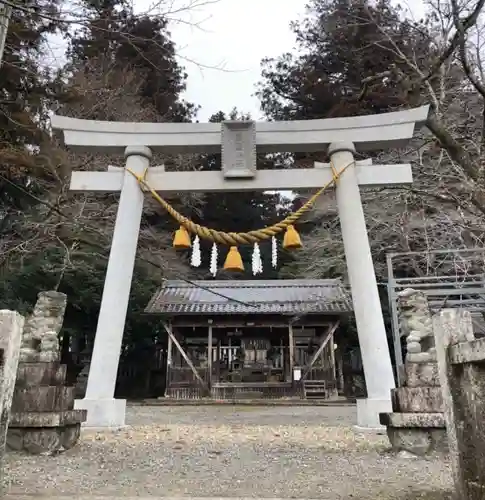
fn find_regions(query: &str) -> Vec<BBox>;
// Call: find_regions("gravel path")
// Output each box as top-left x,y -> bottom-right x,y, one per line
4,405 -> 453,499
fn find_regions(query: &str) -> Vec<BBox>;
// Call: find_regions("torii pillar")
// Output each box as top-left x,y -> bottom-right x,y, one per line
329,141 -> 395,427
81,146 -> 151,427
51,106 -> 429,429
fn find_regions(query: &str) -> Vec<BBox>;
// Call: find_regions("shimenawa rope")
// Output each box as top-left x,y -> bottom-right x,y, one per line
126,161 -> 354,246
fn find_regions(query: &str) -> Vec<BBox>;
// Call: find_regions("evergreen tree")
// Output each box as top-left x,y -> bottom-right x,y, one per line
67,0 -> 197,121
258,0 -> 427,121
0,0 -> 63,211
1,1 -> 66,309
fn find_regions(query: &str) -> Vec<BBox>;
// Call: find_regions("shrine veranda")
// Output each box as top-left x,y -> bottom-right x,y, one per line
51,105 -> 429,428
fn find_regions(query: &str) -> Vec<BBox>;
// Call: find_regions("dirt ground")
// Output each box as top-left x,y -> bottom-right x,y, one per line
3,404 -> 453,499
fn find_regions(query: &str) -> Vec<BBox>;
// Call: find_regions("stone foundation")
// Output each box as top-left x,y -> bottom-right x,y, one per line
380,289 -> 447,454
380,362 -> 446,455
380,411 -> 447,455
404,362 -> 440,387
6,292 -> 86,454
7,361 -> 86,454
391,386 -> 443,413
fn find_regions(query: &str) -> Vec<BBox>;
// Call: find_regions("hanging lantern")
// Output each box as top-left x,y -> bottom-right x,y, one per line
223,246 -> 244,272
173,226 -> 191,249
283,224 -> 302,250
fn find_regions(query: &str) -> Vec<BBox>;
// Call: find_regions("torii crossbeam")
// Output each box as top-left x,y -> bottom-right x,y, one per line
51,105 -> 429,429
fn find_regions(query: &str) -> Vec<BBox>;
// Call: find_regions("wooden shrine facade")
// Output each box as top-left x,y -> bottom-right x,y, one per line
145,279 -> 353,400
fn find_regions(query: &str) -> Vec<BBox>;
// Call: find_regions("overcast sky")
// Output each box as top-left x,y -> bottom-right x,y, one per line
167,0 -> 306,120
134,0 -> 425,121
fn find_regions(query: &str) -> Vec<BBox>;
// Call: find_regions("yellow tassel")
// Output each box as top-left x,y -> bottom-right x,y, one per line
283,225 -> 302,250
223,246 -> 244,272
173,226 -> 191,250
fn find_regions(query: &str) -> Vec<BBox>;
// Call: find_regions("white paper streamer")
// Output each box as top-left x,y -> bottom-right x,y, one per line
252,243 -> 263,276
190,235 -> 201,267
209,243 -> 218,276
271,236 -> 278,268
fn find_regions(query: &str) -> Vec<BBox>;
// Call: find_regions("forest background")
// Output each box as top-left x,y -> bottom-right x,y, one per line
1,0 -> 485,376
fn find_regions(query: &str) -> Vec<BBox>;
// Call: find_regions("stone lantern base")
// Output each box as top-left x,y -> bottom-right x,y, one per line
7,361 -> 86,454
380,362 -> 447,455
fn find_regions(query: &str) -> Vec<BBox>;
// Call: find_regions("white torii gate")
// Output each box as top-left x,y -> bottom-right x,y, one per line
51,106 -> 429,429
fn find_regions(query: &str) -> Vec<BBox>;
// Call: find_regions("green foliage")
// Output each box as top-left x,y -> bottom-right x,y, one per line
1,246 -> 160,351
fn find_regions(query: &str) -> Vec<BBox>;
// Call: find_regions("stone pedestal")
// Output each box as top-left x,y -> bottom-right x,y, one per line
379,362 -> 447,455
6,291 -> 86,454
380,289 -> 447,454
7,361 -> 86,454
74,397 -> 125,428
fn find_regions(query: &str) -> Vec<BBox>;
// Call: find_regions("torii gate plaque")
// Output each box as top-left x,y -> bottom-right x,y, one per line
51,105 -> 429,428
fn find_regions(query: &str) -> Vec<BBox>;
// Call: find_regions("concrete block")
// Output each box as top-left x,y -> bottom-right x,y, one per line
75,398 -> 126,428
356,398 -> 392,429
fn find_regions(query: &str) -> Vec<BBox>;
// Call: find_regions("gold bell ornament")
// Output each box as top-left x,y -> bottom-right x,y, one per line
173,226 -> 191,250
283,224 -> 302,250
223,246 -> 244,272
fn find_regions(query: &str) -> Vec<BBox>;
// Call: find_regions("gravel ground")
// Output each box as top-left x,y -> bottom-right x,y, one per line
4,405 -> 453,499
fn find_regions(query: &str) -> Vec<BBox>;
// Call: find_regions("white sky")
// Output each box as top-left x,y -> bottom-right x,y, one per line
134,0 -> 426,121
164,0 -> 306,121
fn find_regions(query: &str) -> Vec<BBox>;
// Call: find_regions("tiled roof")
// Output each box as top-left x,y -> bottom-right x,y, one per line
145,279 -> 353,315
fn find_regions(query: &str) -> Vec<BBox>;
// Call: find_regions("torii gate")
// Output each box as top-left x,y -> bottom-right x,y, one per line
51,106 -> 429,428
